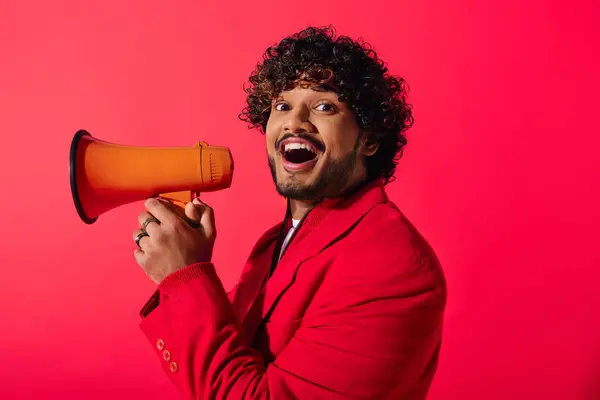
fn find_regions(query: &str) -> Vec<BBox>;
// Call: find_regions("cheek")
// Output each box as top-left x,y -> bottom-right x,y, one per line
264,124 -> 278,152
322,134 -> 359,159
317,118 -> 360,157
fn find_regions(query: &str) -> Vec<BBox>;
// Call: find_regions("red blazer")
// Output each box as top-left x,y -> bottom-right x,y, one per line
139,179 -> 447,399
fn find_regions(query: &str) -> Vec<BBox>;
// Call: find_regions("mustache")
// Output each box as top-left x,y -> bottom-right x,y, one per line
275,132 -> 325,152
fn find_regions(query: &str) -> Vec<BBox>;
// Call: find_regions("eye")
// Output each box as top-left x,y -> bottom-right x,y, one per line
273,102 -> 289,111
315,102 -> 337,112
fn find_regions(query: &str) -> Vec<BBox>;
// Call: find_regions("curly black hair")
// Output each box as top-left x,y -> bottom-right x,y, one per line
238,25 -> 414,184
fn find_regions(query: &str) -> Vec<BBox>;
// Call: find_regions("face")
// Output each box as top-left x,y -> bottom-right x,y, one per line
265,85 -> 376,201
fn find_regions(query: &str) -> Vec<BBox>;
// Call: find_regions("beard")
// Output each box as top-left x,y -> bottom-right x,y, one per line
268,139 -> 360,201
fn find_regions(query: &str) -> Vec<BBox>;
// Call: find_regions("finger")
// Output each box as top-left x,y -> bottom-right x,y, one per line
133,248 -> 146,264
185,201 -> 202,225
193,197 -> 216,238
192,196 -> 209,210
138,211 -> 161,236
133,228 -> 150,249
185,201 -> 197,220
144,198 -> 179,226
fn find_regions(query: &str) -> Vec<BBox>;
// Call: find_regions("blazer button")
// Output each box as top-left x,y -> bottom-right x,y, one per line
163,350 -> 171,362
169,362 -> 179,373
156,339 -> 165,351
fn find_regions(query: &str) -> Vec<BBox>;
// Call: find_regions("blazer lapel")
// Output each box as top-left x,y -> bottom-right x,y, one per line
229,224 -> 282,323
259,179 -> 389,322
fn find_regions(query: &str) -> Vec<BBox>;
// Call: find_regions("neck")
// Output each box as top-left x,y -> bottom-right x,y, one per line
289,199 -> 318,220
288,173 -> 370,221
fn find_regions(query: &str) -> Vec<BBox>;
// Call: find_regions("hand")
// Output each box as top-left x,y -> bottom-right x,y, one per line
133,197 -> 216,285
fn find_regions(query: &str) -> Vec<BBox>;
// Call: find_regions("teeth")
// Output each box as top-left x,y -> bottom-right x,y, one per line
284,142 -> 315,153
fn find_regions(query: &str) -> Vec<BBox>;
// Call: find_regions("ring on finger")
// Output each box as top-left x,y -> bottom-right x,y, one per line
134,230 -> 149,249
141,215 -> 160,231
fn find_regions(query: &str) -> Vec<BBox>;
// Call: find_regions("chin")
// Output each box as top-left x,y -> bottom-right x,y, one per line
268,149 -> 357,201
269,158 -> 323,200
276,172 -> 319,199
275,183 -> 322,201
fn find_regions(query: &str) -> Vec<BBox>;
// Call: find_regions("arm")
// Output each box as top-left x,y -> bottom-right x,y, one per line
139,253 -> 446,400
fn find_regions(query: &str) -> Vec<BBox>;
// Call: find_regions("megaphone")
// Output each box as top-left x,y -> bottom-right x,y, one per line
70,129 -> 234,224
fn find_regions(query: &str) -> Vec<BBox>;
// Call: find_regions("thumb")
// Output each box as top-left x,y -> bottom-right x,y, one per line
192,197 -> 216,238
184,201 -> 202,223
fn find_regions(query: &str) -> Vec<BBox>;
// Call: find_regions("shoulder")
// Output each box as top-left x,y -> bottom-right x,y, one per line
327,200 -> 446,299
340,200 -> 434,255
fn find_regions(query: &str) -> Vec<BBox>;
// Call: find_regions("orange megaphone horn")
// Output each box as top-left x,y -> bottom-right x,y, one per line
70,129 -> 234,224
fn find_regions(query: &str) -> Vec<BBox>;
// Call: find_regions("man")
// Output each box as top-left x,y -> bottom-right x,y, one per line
132,26 -> 447,399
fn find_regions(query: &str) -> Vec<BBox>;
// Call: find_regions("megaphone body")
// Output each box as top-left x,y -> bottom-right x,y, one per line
70,129 -> 234,224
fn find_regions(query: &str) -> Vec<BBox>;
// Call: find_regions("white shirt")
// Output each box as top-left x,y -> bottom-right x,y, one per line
278,219 -> 300,262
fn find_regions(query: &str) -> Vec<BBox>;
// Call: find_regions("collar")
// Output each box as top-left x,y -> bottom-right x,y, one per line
290,177 -> 388,229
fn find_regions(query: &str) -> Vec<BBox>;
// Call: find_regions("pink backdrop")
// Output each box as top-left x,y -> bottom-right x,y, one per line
1,0 -> 598,398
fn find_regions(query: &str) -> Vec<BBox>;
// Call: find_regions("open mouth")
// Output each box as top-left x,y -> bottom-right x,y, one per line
283,143 -> 318,163
278,137 -> 323,167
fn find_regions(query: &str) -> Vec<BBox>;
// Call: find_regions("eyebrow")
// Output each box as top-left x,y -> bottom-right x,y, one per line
309,83 -> 340,93
273,84 -> 341,103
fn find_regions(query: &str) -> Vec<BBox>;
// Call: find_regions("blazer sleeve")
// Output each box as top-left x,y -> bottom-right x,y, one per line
138,253 -> 446,399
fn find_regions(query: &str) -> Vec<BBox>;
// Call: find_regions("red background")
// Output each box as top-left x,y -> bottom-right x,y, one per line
1,1 -> 599,398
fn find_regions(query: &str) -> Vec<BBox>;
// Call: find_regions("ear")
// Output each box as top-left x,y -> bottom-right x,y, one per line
361,133 -> 379,157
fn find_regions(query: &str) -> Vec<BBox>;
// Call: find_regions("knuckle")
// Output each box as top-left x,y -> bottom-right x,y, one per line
171,218 -> 186,231
145,198 -> 157,208
153,230 -> 166,242
143,246 -> 155,257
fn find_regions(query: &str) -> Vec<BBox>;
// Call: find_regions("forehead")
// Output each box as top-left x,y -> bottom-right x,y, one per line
277,84 -> 340,99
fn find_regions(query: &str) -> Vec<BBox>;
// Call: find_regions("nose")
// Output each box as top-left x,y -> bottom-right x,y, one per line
282,105 -> 314,133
